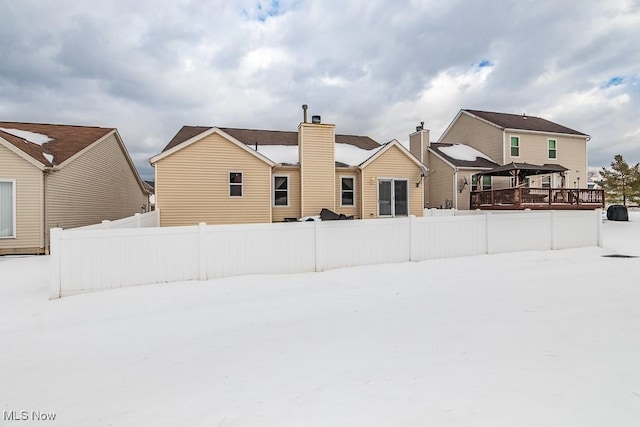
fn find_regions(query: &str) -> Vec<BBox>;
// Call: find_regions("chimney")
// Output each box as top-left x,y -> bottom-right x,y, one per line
409,122 -> 430,163
302,104 -> 308,123
298,107 -> 335,216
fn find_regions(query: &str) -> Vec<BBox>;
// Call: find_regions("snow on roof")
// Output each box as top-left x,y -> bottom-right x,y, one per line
43,153 -> 54,164
438,144 -> 491,162
0,128 -> 52,145
253,145 -> 298,164
251,143 -> 383,166
335,143 -> 384,166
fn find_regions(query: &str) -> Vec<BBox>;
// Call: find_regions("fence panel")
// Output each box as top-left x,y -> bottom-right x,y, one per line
553,210 -> 600,249
206,222 -> 316,279
411,215 -> 487,261
58,226 -> 199,296
487,212 -> 552,253
316,218 -> 411,271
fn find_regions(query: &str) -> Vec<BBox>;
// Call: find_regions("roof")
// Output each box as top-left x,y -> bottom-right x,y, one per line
430,143 -> 499,169
161,126 -> 381,153
0,122 -> 114,166
477,162 -> 569,177
463,110 -> 588,137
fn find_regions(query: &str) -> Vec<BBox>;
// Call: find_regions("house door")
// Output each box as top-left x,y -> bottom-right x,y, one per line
378,179 -> 409,217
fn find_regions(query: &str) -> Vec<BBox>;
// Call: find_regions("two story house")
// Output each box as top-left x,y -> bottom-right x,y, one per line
150,109 -> 427,226
410,109 -> 593,210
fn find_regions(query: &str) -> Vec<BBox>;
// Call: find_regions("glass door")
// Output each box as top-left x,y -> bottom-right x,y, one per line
394,180 -> 408,216
378,179 -> 409,217
378,180 -> 392,216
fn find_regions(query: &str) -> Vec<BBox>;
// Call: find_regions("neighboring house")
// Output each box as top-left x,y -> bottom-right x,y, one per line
409,110 -> 590,209
0,122 -> 150,255
149,113 -> 427,226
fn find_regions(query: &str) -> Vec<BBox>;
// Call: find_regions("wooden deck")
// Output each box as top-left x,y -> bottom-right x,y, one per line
470,188 -> 605,210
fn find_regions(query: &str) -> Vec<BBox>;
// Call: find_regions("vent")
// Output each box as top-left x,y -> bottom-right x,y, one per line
311,115 -> 321,124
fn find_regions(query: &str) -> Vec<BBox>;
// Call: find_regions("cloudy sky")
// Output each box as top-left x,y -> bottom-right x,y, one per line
1,0 -> 638,180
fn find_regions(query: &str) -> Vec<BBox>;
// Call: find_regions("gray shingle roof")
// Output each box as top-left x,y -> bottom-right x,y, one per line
464,110 -> 588,136
161,126 -> 381,153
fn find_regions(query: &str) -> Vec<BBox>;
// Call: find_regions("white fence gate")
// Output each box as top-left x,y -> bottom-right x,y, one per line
50,209 -> 603,298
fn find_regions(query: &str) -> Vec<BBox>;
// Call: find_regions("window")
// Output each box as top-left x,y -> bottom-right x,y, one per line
510,136 -> 520,157
548,139 -> 557,159
0,179 -> 16,238
472,175 -> 492,190
541,175 -> 551,188
229,172 -> 243,197
273,175 -> 289,206
340,177 -> 355,206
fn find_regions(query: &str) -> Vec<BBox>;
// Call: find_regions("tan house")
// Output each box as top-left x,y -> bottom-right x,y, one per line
410,110 -> 597,210
150,113 -> 427,226
0,122 -> 151,255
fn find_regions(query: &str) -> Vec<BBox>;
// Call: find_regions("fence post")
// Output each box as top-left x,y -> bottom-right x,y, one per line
596,208 -> 603,247
314,220 -> 320,272
485,212 -> 492,254
550,210 -> 557,250
409,215 -> 416,262
198,222 -> 207,280
49,228 -> 62,299
135,213 -> 141,228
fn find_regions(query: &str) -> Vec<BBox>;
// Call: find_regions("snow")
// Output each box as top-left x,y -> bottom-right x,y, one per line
439,143 -> 492,162
334,142 -> 384,166
253,144 -> 298,164
43,152 -> 54,164
1,213 -> 640,426
0,128 -> 52,145
250,143 -> 383,166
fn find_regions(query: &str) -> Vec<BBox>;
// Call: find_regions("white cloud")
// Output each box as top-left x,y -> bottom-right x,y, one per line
1,0 -> 639,179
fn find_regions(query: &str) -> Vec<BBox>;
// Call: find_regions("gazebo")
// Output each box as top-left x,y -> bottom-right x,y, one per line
470,162 -> 604,210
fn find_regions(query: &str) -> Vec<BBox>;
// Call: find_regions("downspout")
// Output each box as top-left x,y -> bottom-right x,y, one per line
502,130 -> 506,164
454,168 -> 458,209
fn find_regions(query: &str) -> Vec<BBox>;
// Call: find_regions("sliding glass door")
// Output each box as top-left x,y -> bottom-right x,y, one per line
378,179 -> 409,217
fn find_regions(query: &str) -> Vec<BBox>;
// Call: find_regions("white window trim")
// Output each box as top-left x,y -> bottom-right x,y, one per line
273,174 -> 290,207
376,177 -> 410,217
228,171 -> 243,198
0,179 -> 16,239
548,138 -> 557,160
340,175 -> 356,207
510,135 -> 520,158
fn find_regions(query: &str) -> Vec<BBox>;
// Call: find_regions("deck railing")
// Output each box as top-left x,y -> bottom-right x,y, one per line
471,187 -> 605,210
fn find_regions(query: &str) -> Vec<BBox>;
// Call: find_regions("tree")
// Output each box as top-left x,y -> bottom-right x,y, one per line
597,154 -> 640,206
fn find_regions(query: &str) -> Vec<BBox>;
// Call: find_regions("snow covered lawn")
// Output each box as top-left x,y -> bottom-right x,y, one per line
1,213 -> 639,426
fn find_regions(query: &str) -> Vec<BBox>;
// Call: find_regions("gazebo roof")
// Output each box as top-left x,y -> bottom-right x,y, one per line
475,162 -> 568,177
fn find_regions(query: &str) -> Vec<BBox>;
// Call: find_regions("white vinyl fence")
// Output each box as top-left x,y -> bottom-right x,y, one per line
50,209 -> 603,298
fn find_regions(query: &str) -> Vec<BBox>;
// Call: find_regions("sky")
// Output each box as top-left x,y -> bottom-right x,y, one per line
1,0 -> 639,181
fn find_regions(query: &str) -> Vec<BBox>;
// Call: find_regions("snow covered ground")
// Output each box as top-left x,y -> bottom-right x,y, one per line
1,213 -> 639,426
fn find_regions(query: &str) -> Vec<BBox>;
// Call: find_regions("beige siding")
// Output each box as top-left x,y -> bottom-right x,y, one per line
46,134 -> 148,236
156,133 -> 272,226
335,169 -> 360,218
506,131 -> 588,186
441,113 -> 503,163
272,166 -> 301,222
0,144 -> 44,254
299,123 -> 335,217
455,170 -> 476,210
360,145 -> 424,218
426,154 -> 455,209
409,129 -> 429,163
